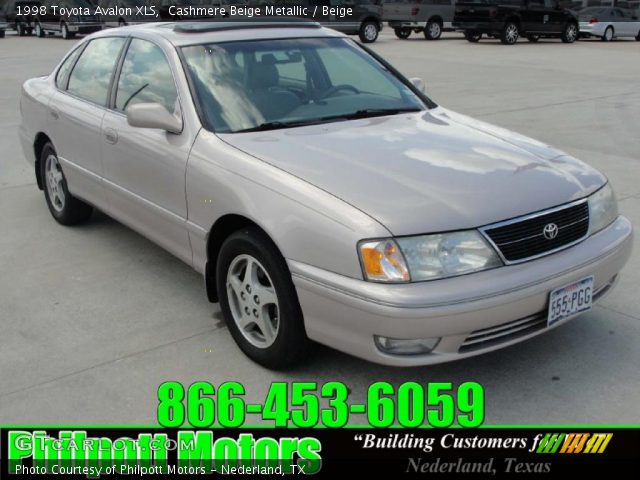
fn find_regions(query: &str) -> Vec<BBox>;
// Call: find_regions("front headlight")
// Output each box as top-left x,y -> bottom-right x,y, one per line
588,183 -> 618,235
359,231 -> 502,283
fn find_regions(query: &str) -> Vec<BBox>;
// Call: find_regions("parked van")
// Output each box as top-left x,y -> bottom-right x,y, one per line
383,0 -> 456,40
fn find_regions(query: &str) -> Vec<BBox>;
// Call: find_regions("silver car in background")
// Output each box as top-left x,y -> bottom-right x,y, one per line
19,21 -> 632,369
578,6 -> 640,40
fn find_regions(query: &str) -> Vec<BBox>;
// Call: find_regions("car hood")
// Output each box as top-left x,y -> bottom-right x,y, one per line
218,107 -> 605,236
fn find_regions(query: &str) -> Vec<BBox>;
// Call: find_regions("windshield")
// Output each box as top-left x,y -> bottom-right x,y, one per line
181,37 -> 429,133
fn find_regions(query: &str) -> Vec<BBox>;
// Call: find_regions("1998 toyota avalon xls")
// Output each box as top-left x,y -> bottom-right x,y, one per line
19,20 -> 632,369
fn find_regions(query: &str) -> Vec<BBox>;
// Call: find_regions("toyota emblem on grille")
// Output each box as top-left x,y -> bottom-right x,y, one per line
543,223 -> 559,240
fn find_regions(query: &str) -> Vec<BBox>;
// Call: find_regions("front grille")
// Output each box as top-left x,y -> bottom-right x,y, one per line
482,201 -> 589,263
459,278 -> 614,353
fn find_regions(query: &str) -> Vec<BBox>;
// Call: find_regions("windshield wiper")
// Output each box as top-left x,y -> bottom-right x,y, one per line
234,120 -> 317,133
234,108 -> 423,133
339,108 -> 423,119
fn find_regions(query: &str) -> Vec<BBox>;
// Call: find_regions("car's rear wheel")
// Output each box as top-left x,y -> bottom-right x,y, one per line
501,22 -> 519,45
394,27 -> 411,39
217,227 -> 310,370
527,34 -> 540,42
601,26 -> 613,41
359,20 -> 379,43
0,30 -> 5,38
424,20 -> 442,40
119,19 -> 127,28
41,143 -> 93,225
17,23 -> 26,36
561,22 -> 578,43
464,31 -> 482,42
35,22 -> 44,38
636,30 -> 640,41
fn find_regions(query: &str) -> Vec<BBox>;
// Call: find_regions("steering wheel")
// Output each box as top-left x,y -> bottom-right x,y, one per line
319,84 -> 360,100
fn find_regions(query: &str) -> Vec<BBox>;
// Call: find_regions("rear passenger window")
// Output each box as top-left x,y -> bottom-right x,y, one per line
55,46 -> 83,90
115,39 -> 179,114
67,37 -> 127,105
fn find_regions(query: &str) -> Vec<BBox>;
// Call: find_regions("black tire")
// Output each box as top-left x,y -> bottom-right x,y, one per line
636,30 -> 640,41
501,21 -> 519,45
0,30 -> 5,39
526,34 -> 540,42
358,20 -> 379,43
216,227 -> 310,370
118,19 -> 127,28
17,23 -> 26,36
464,30 -> 482,42
561,22 -> 578,43
61,21 -> 75,40
601,26 -> 613,42
35,22 -> 45,37
424,19 -> 442,40
40,143 -> 93,225
394,27 -> 411,39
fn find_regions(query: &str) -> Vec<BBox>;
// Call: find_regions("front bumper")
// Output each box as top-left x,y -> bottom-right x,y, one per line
290,216 -> 632,366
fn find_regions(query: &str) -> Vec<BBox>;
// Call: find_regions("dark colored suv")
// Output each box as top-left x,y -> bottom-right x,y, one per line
453,0 -> 579,44
3,0 -> 40,36
34,0 -> 101,39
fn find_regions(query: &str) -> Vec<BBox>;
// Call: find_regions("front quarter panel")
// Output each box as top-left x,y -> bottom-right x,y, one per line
186,130 -> 391,279
19,76 -> 54,169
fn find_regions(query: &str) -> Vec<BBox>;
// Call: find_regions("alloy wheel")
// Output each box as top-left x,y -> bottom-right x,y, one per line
364,23 -> 377,42
226,254 -> 280,349
428,22 -> 441,39
45,154 -> 66,212
505,24 -> 518,44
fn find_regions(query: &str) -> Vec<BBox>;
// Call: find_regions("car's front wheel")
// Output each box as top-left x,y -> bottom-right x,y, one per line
40,143 -> 93,225
394,27 -> 411,39
216,227 -> 310,370
359,20 -> 379,43
561,22 -> 578,43
17,23 -> 26,36
501,22 -> 519,45
0,30 -> 5,39
35,22 -> 44,37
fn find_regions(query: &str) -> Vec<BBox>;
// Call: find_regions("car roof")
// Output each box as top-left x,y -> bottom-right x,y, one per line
91,20 -> 346,47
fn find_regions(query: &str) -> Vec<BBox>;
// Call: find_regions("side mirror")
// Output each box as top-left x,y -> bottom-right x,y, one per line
126,103 -> 183,134
409,77 -> 425,93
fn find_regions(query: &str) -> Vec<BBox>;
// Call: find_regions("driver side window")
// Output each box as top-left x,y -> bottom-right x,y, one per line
115,39 -> 179,114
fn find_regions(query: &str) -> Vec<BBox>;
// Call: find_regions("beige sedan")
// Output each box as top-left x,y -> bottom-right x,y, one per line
19,21 -> 632,369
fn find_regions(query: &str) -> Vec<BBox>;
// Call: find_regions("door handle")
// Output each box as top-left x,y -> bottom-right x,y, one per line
103,128 -> 118,145
49,107 -> 59,120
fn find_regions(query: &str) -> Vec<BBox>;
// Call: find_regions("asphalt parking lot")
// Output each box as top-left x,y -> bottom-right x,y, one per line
1,29 -> 639,425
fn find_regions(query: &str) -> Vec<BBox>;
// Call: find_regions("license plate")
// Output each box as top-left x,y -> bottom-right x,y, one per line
548,276 -> 593,327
